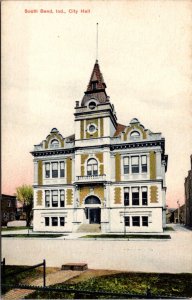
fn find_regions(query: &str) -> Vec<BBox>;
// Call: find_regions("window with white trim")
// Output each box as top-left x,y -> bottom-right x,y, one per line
50,139 -> 59,148
132,187 -> 139,205
52,190 -> 58,207
87,158 -> 98,176
132,216 -> 140,226
124,216 -> 130,226
60,190 -> 65,207
45,163 -> 50,178
60,162 -> 65,177
52,217 -> 58,226
124,187 -> 129,206
52,162 -> 58,178
123,157 -> 129,174
45,217 -> 49,226
131,156 -> 139,173
141,155 -> 147,173
45,190 -> 50,207
142,187 -> 148,205
142,216 -> 148,226
60,217 -> 65,226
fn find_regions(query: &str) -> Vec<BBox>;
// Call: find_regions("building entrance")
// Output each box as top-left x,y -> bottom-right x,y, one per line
84,196 -> 101,224
89,208 -> 101,224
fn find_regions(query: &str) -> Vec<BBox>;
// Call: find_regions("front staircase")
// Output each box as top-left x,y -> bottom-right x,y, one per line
76,224 -> 101,233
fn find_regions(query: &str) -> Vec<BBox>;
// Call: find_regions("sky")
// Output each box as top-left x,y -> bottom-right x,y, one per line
2,0 -> 192,208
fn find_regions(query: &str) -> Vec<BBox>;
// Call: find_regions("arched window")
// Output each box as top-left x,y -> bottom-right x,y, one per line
85,196 -> 101,205
87,158 -> 98,176
130,131 -> 140,140
50,139 -> 59,148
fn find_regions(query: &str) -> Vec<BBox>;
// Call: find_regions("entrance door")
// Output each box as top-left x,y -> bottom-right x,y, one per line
89,208 -> 101,224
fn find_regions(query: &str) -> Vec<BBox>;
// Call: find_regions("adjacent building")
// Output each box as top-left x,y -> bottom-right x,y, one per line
31,60 -> 168,233
1,194 -> 17,226
185,155 -> 192,227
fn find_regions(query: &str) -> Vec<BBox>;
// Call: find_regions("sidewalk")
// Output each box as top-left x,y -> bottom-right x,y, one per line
3,269 -> 82,300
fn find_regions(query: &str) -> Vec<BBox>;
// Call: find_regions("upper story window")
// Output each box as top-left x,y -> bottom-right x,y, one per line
45,190 -> 50,207
124,187 -> 129,206
45,189 -> 65,208
89,101 -> 96,110
92,82 -> 97,90
45,161 -> 65,179
131,156 -> 139,173
132,187 -> 139,205
52,162 -> 58,178
45,163 -> 50,178
60,162 -> 65,177
130,131 -> 140,140
87,158 -> 98,176
141,155 -> 147,173
142,187 -> 148,205
50,139 -> 59,149
123,157 -> 129,174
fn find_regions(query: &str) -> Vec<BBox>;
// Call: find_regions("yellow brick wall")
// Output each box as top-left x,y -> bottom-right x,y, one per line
86,119 -> 99,138
38,161 -> 43,185
150,186 -> 158,203
66,157 -> 72,184
115,153 -> 121,181
36,190 -> 43,206
150,151 -> 156,180
66,189 -> 73,205
114,187 -> 121,204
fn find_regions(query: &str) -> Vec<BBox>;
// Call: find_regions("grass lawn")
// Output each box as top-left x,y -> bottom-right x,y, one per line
164,226 -> 175,231
2,234 -> 65,238
1,265 -> 58,295
1,226 -> 33,231
25,271 -> 192,299
80,234 -> 171,239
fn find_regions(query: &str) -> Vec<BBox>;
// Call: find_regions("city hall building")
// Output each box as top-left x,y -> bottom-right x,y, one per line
31,60 -> 168,233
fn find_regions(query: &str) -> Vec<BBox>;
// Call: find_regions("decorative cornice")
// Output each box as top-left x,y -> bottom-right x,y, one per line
31,139 -> 165,157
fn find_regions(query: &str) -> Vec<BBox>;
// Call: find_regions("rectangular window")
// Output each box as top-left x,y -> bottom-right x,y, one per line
52,217 -> 58,226
52,162 -> 58,178
131,156 -> 139,173
60,217 -> 65,226
142,216 -> 148,227
124,187 -> 129,206
45,217 -> 49,226
142,187 -> 148,205
52,190 -> 58,207
132,187 -> 139,205
45,190 -> 50,207
124,216 -> 130,226
60,162 -> 65,178
60,190 -> 65,207
87,165 -> 92,176
45,163 -> 50,178
132,216 -> 140,226
93,164 -> 98,176
141,155 -> 147,173
123,157 -> 129,174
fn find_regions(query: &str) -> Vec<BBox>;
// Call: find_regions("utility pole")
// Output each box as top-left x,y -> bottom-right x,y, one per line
177,200 -> 180,223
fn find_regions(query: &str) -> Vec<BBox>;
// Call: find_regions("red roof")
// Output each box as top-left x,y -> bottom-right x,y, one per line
114,123 -> 126,137
86,60 -> 106,92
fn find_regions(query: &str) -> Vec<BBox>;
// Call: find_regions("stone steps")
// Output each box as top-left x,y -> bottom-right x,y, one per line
76,224 -> 101,233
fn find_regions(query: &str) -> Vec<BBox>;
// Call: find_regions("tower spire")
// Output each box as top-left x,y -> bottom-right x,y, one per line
96,23 -> 98,62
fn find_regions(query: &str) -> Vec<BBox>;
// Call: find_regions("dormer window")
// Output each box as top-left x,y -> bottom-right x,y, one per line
130,131 -> 140,140
50,139 -> 59,148
89,101 -> 96,110
92,82 -> 97,90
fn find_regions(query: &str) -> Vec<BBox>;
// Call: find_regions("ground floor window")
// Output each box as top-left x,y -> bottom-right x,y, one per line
124,216 -> 130,226
124,216 -> 149,227
45,216 -> 65,227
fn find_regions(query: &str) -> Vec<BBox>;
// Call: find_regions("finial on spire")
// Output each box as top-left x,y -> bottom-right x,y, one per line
96,23 -> 99,62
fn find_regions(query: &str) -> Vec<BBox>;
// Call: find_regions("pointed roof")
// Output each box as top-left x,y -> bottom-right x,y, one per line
81,60 -> 109,106
86,60 -> 106,92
